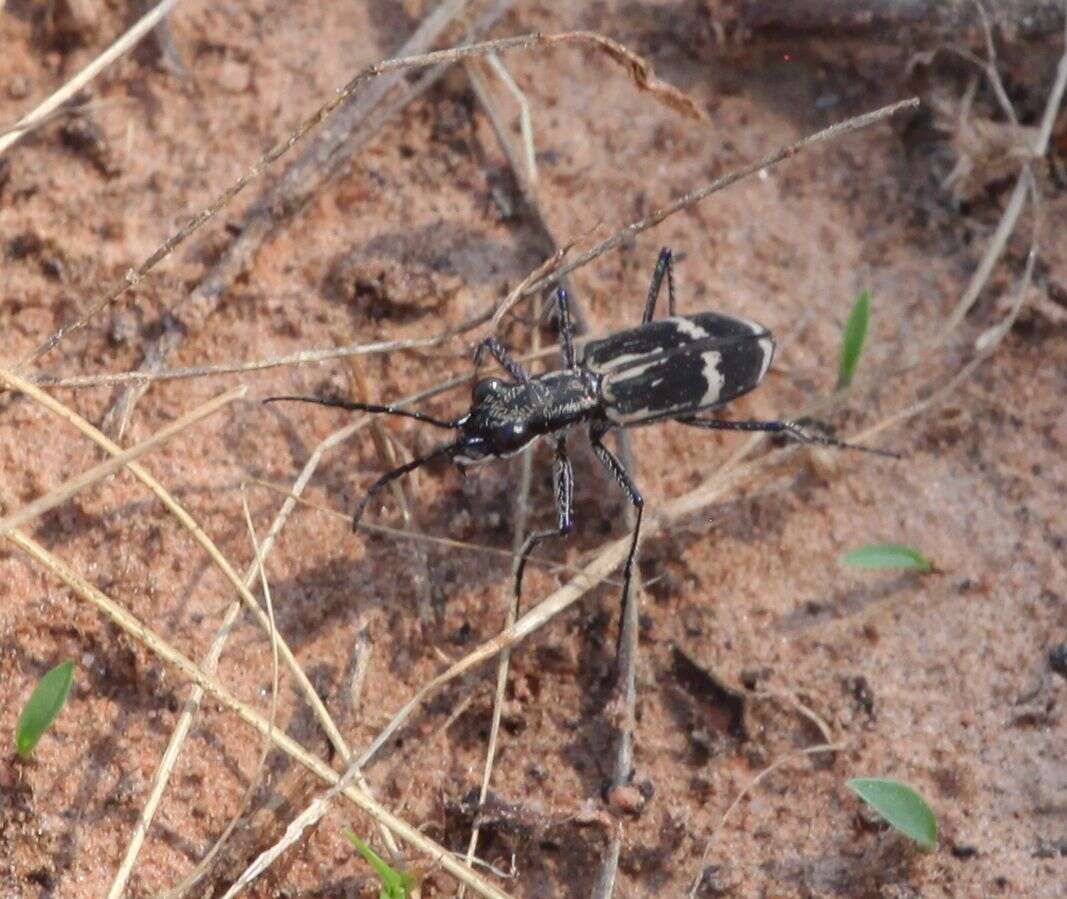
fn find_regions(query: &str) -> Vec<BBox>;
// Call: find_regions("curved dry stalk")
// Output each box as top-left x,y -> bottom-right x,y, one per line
485,53 -> 538,188
686,743 -> 845,898
752,690 -> 836,747
31,330 -> 478,389
30,321 -> 574,391
4,528 -> 510,899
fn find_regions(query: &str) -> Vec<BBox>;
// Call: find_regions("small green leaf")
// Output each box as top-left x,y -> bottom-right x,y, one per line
837,290 -> 871,389
345,830 -> 414,899
839,544 -> 933,573
847,778 -> 939,851
15,660 -> 75,760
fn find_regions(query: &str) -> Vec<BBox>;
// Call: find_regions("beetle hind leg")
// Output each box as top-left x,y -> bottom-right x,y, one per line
588,428 -> 645,611
514,440 -> 574,606
677,415 -> 899,458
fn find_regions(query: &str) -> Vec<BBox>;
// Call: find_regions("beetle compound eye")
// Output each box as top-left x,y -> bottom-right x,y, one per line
472,377 -> 504,405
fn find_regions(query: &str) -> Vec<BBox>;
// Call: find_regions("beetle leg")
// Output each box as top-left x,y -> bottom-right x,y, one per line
514,440 -> 574,606
642,247 -> 676,323
474,336 -> 529,382
588,427 -> 645,608
677,416 -> 899,458
553,286 -> 577,369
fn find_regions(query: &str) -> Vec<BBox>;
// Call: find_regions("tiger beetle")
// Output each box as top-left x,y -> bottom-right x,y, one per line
266,248 -> 895,604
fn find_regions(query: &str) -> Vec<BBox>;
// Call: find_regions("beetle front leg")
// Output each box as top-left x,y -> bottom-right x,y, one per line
474,336 -> 529,382
641,247 -> 676,323
588,427 -> 645,608
514,440 -> 574,606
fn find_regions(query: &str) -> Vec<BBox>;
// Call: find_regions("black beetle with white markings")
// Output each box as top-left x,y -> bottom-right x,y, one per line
266,248 -> 894,603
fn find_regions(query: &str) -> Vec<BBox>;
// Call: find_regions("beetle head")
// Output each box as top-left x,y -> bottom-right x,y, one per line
453,377 -> 539,464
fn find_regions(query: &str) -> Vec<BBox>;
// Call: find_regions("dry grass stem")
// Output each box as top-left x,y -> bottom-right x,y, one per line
20,28 -> 697,372
152,497 -> 284,899
485,53 -> 539,188
0,383 -> 244,537
753,690 -> 837,746
4,529 -> 510,899
31,300 -> 579,390
939,5 -> 1066,338
519,97 -> 919,300
0,0 -> 181,156
32,329 -> 481,388
250,479 -> 630,587
489,248 -> 573,332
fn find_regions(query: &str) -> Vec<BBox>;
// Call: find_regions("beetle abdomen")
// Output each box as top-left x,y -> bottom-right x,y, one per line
586,314 -> 775,425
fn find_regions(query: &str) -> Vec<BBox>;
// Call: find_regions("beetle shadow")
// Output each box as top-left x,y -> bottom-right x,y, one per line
774,573 -> 921,634
323,221 -> 542,325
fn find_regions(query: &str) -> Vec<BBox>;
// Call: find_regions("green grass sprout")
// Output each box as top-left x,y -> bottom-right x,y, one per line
344,830 -> 415,899
837,290 -> 870,389
847,778 -> 938,851
15,660 -> 75,760
839,543 -> 934,572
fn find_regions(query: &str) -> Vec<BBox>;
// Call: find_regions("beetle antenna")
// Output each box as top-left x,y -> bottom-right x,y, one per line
351,439 -> 463,531
263,395 -> 457,430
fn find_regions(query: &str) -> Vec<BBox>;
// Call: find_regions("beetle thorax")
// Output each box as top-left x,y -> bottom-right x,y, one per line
455,371 -> 599,464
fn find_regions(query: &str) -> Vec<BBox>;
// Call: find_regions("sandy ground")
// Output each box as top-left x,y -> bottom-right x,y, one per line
1,1 -> 1065,897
